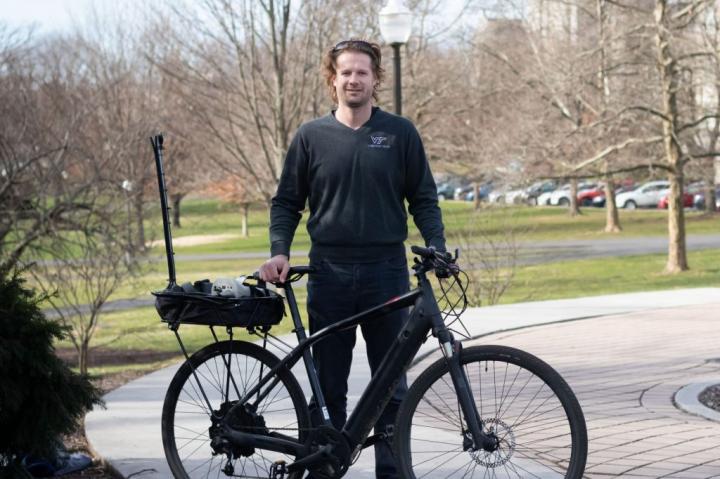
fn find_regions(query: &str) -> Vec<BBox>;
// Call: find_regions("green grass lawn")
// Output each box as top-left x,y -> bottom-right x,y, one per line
151,199 -> 720,255
500,248 -> 720,304
66,246 -> 720,377
43,197 -> 719,375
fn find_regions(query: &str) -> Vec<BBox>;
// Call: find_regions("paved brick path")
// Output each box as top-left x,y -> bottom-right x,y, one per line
86,292 -> 720,478
419,304 -> 720,479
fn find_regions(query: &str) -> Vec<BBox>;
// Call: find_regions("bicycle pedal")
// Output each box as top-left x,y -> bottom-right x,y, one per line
269,460 -> 287,479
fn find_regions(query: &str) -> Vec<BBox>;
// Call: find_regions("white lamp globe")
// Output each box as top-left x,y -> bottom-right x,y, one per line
379,0 -> 413,45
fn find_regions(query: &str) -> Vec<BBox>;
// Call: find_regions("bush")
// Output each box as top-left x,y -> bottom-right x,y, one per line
0,269 -> 102,469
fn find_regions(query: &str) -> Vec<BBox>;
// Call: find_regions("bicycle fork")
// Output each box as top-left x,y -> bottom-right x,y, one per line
439,333 -> 499,453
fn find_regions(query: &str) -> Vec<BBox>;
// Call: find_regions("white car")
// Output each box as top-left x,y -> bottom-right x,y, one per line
615,180 -> 670,209
548,183 -> 596,206
536,191 -> 554,206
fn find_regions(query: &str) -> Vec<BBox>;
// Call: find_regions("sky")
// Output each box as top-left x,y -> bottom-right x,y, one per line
1,0 -> 100,33
1,0 -> 487,38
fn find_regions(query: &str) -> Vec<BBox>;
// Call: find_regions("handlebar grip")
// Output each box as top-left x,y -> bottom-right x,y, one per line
411,245 -> 436,257
251,271 -> 267,288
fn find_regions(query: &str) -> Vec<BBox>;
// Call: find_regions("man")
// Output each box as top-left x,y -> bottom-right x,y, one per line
259,39 -> 445,478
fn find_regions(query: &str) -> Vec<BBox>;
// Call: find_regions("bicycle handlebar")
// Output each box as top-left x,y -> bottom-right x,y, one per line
251,266 -> 316,287
410,245 -> 460,279
410,246 -> 456,263
410,245 -> 436,257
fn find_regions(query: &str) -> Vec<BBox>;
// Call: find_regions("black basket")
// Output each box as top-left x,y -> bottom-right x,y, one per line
153,285 -> 285,329
150,135 -> 284,331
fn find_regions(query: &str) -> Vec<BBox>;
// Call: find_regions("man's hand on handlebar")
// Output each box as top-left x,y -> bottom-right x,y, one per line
259,254 -> 290,283
410,245 -> 460,279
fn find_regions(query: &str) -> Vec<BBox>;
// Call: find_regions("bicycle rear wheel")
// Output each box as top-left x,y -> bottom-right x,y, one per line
162,340 -> 310,479
395,345 -> 587,479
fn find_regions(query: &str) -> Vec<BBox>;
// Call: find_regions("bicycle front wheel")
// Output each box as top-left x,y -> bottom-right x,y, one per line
395,345 -> 587,479
162,340 -> 311,479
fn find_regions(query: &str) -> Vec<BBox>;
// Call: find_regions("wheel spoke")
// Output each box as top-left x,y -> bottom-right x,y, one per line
162,341 -> 310,479
398,346 -> 586,479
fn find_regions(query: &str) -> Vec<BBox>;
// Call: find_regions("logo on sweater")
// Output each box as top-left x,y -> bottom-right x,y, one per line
368,133 -> 391,149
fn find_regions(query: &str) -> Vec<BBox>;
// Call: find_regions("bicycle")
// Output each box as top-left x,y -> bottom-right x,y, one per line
150,135 -> 588,479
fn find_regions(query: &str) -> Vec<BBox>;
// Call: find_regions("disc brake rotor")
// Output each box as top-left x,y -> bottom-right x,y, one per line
470,418 -> 516,468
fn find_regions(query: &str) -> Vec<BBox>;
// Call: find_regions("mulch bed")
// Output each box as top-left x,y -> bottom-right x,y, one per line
54,348 -> 181,478
698,383 -> 720,412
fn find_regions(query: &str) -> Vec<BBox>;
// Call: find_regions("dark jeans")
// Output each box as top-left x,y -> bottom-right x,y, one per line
306,256 -> 410,479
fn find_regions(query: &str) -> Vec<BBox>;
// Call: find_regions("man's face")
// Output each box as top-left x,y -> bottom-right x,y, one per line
332,51 -> 376,109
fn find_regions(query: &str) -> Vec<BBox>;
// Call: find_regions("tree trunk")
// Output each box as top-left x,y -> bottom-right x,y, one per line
569,178 -> 581,216
665,172 -> 688,272
78,339 -> 89,375
241,203 -> 249,238
473,182 -> 481,210
603,163 -> 621,232
654,0 -> 688,273
703,175 -> 717,213
172,194 -> 183,228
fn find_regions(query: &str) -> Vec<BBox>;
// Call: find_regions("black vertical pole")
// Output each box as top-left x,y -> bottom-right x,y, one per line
150,134 -> 177,288
392,42 -> 402,116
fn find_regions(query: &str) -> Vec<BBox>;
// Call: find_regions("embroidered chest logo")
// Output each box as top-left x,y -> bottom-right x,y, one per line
368,133 -> 392,149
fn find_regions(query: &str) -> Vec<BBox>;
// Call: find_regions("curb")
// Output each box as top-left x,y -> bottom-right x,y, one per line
674,381 -> 720,422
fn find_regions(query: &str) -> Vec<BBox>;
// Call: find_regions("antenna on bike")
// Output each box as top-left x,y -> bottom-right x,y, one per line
150,134 -> 177,289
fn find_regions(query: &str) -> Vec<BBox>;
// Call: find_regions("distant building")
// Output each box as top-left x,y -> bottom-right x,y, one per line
527,0 -> 579,42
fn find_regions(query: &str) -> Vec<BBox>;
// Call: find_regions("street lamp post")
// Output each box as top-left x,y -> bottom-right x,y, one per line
390,43 -> 403,116
379,0 -> 413,116
121,179 -> 133,261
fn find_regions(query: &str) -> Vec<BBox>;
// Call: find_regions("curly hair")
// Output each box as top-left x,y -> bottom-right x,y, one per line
322,39 -> 385,104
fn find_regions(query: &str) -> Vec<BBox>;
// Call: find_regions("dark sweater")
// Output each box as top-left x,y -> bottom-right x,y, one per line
270,107 -> 445,263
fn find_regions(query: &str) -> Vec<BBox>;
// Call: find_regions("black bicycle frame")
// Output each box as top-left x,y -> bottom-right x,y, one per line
221,269 -> 491,462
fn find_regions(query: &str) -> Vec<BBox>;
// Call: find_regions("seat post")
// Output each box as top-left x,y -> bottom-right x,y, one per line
282,283 -> 307,340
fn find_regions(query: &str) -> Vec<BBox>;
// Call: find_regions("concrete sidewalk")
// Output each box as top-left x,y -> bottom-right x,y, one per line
85,288 -> 720,478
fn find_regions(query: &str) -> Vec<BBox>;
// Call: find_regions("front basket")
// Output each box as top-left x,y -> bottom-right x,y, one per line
153,287 -> 285,329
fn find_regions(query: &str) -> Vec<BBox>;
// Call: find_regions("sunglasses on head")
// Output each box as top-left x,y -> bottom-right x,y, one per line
333,40 -> 377,57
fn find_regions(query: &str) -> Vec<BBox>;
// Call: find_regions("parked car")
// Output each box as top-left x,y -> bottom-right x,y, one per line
505,186 -> 530,204
464,182 -> 494,202
693,185 -> 720,209
453,184 -> 474,200
437,182 -> 458,201
549,182 -> 597,206
526,180 -> 557,205
487,185 -> 513,204
536,190 -> 554,206
577,185 -> 605,206
657,192 -> 694,209
615,180 -> 670,209
591,184 -> 636,208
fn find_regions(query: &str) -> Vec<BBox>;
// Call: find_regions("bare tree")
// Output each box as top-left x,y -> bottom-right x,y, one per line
71,20 -> 165,252
29,229 -> 138,374
451,209 -> 528,306
0,26 -> 116,271
206,174 -> 263,238
156,0 -> 332,207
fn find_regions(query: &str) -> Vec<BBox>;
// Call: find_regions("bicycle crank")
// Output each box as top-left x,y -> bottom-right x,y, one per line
288,426 -> 351,479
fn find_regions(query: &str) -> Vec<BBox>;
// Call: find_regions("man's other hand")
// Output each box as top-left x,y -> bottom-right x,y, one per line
259,255 -> 290,283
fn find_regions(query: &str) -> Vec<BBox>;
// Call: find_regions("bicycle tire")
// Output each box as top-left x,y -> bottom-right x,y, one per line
395,345 -> 587,479
162,340 -> 311,479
